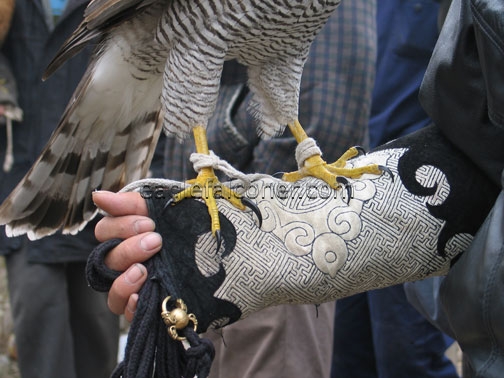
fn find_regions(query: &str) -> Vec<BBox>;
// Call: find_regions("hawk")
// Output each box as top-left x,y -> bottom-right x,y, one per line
0,0 -> 384,241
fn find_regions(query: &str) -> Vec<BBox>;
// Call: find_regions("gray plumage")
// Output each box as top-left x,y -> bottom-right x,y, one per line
0,0 -> 341,239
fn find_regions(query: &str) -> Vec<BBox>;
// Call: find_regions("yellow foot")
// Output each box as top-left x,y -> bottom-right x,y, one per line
166,167 -> 262,249
282,146 -> 391,190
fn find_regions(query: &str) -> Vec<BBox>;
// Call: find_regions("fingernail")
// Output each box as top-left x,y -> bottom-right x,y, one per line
124,264 -> 146,285
91,190 -> 109,208
133,219 -> 156,234
140,233 -> 162,253
126,294 -> 139,315
91,190 -> 101,205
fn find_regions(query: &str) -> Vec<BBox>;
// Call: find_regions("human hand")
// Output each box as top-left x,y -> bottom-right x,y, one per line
93,191 -> 162,322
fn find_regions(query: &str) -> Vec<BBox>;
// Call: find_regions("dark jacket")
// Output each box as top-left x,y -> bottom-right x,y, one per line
416,1 -> 504,375
0,0 -> 99,262
419,0 -> 504,187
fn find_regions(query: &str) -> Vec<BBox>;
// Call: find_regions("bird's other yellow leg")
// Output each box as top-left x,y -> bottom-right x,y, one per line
282,119 -> 384,189
172,126 -> 245,239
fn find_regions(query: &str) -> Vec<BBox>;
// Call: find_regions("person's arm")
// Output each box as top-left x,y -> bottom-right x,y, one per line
93,191 -> 162,321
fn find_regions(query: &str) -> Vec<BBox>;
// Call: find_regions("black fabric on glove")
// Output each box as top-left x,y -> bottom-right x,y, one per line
146,197 -> 242,332
86,196 -> 242,378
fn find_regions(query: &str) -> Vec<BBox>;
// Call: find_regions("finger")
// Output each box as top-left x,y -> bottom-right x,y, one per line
92,191 -> 148,217
124,294 -> 139,323
95,215 -> 155,242
104,232 -> 162,271
108,263 -> 147,316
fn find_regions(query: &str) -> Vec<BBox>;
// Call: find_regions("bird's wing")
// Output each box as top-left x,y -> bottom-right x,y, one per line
44,0 -> 158,79
0,0 -> 165,239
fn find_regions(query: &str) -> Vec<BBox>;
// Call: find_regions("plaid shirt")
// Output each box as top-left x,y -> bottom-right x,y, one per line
156,0 -> 377,180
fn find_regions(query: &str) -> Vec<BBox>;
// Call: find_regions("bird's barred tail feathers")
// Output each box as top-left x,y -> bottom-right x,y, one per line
0,112 -> 162,239
0,44 -> 164,240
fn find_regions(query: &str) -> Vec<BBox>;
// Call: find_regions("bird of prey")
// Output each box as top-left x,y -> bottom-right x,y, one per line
0,0 -> 384,241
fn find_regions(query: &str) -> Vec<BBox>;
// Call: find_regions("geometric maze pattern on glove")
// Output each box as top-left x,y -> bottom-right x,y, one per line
124,126 -> 498,329
134,139 -> 494,329
202,148 -> 472,319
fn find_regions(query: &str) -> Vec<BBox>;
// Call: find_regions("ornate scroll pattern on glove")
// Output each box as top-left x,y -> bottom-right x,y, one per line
121,126 -> 498,325
191,146 -> 491,319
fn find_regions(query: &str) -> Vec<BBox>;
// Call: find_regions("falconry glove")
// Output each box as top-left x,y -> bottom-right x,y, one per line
87,125 -> 498,378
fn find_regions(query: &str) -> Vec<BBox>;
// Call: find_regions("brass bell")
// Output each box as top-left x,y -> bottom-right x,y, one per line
161,296 -> 198,341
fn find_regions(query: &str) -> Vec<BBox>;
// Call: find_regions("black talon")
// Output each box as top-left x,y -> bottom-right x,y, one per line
336,176 -> 353,204
354,146 -> 367,156
241,197 -> 263,228
162,197 -> 175,213
272,171 -> 284,178
215,230 -> 222,252
378,165 -> 394,182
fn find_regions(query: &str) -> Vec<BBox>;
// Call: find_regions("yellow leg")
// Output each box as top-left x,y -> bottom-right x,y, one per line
172,126 -> 245,238
283,119 -> 385,188
288,119 -> 309,143
193,125 -> 210,154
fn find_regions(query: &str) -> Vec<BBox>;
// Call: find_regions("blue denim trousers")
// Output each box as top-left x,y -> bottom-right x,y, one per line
331,284 -> 458,378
